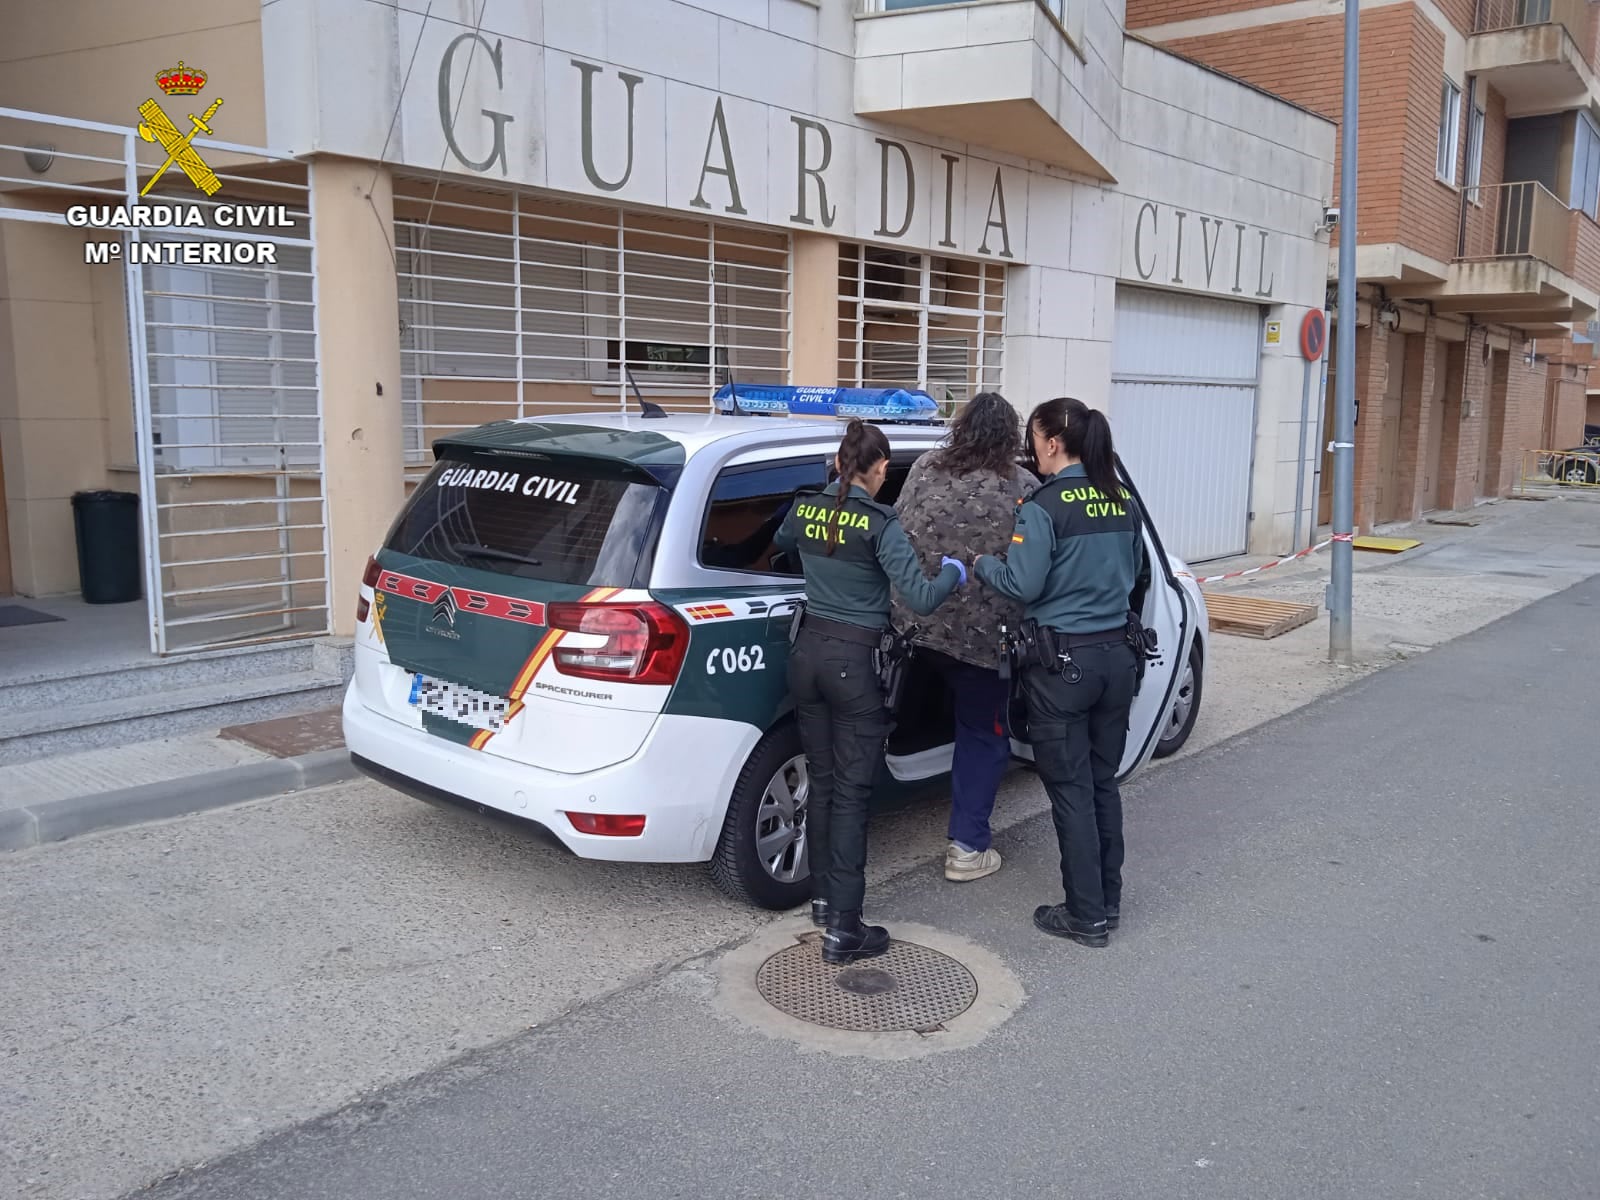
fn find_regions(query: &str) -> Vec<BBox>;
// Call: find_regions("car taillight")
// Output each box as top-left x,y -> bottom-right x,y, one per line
546,601 -> 688,686
356,556 -> 380,623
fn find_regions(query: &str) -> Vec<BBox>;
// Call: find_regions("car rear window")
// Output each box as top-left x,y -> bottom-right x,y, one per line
384,452 -> 668,587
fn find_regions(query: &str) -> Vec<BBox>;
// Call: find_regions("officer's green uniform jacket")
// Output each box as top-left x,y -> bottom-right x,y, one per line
774,481 -> 960,629
974,464 -> 1148,634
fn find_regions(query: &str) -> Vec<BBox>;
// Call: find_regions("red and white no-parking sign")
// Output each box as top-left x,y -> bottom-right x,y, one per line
1301,309 -> 1327,360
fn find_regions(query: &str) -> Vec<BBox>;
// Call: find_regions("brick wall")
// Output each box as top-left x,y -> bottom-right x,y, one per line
1502,347 -> 1545,487
1435,329 -> 1491,509
1131,0 -> 1474,34
1398,319 -> 1439,518
1351,320 -> 1390,530
1166,6 -> 1462,262
1552,371 -> 1588,447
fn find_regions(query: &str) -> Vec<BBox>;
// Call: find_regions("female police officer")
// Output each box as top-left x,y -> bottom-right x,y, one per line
774,418 -> 966,964
974,397 -> 1148,949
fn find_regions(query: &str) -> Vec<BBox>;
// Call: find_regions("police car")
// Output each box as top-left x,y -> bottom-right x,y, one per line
343,387 -> 1210,910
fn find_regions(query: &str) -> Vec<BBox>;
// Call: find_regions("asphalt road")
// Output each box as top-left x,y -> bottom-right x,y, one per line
136,575 -> 1600,1200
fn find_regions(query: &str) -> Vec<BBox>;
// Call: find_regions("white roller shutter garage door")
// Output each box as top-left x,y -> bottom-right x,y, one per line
1111,287 -> 1261,563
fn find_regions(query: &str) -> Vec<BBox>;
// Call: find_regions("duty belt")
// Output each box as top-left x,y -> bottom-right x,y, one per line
796,611 -> 883,647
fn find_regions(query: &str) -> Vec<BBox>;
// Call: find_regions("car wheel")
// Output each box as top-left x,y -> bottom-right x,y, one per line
1153,641 -> 1203,759
709,722 -> 812,911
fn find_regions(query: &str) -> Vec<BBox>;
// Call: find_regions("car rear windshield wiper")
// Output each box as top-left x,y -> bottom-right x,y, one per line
452,542 -> 543,568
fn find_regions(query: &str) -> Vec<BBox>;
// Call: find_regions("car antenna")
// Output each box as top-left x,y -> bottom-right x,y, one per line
625,365 -> 668,419
723,360 -> 745,416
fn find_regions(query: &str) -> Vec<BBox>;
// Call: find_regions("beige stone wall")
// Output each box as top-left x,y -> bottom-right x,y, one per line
0,220 -> 119,595
0,0 -> 267,141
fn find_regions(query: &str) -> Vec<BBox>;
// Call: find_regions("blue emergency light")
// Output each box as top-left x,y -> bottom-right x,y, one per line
713,383 -> 941,422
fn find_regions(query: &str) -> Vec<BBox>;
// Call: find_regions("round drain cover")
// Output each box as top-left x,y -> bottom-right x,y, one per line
755,937 -> 978,1033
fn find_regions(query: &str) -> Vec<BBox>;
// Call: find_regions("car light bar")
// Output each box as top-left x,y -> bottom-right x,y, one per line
713,384 -> 941,422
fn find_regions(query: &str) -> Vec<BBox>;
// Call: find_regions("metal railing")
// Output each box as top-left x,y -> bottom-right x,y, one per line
1460,180 -> 1573,267
1520,446 -> 1600,489
1474,0 -> 1592,36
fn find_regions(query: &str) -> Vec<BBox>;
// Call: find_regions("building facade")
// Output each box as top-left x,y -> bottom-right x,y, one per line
0,0 -> 1334,658
1132,0 -> 1600,532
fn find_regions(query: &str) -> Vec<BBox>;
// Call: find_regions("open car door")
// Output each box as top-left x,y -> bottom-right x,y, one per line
1008,457 -> 1196,781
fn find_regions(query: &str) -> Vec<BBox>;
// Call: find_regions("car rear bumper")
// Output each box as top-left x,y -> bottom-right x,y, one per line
341,686 -> 761,863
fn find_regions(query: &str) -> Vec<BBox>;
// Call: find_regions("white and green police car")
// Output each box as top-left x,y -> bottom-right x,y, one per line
343,388 -> 1209,910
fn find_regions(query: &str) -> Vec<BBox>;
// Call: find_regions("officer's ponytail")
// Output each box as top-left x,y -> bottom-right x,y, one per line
830,418 -> 890,555
1030,397 -> 1123,502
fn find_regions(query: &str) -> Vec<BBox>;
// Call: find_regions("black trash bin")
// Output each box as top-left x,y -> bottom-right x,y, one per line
71,490 -> 143,605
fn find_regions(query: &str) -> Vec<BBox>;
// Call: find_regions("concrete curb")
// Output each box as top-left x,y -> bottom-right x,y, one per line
0,748 -> 357,853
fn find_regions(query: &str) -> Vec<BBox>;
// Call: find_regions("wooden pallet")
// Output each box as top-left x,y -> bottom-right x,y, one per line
1201,591 -> 1318,640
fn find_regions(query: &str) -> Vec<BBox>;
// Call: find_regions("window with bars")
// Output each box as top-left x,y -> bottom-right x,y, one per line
395,183 -> 790,460
836,243 -> 1005,417
143,247 -> 319,471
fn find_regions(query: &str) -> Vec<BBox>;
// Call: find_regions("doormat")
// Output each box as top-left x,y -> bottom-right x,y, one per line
0,605 -> 65,628
1352,536 -> 1422,553
220,707 -> 344,758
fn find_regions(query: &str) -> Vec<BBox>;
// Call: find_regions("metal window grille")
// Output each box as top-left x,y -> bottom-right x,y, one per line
394,179 -> 791,463
836,242 -> 1005,418
135,170 -> 327,652
0,103 -> 329,655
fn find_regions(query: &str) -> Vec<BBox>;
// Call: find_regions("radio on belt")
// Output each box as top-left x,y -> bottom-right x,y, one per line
713,383 -> 941,423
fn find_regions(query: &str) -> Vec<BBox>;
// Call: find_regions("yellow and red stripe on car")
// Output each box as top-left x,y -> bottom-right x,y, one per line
468,586 -> 623,751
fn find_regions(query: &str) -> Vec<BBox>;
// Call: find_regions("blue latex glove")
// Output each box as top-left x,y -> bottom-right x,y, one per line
940,555 -> 968,587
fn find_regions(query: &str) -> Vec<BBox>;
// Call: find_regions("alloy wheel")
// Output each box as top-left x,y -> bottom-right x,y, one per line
754,754 -> 809,884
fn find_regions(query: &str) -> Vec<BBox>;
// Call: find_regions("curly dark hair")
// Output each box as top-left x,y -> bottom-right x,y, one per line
932,391 -> 1022,477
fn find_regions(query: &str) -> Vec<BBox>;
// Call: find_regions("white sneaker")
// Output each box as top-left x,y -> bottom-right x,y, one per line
945,843 -> 1002,881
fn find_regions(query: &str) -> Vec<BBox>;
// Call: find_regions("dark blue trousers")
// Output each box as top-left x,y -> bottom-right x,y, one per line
925,649 -> 1013,853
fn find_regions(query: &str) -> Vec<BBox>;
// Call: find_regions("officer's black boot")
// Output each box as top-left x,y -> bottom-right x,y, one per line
810,897 -> 830,928
821,910 -> 890,964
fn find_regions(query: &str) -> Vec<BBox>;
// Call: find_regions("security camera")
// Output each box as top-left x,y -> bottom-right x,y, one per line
1321,206 -> 1340,231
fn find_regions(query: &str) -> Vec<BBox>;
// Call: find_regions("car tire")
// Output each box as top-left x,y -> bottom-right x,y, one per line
709,722 -> 812,911
1153,641 -> 1203,759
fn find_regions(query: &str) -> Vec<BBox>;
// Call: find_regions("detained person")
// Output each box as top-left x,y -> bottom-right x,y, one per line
773,419 -> 966,964
973,398 -> 1149,948
891,392 -> 1035,883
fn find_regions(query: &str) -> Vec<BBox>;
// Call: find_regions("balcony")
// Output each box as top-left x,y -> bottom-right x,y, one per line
1468,0 -> 1599,117
1390,182 -> 1600,335
853,0 -> 1116,181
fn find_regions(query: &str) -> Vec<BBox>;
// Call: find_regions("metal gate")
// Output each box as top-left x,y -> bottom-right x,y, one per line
1111,286 -> 1261,563
0,106 -> 328,654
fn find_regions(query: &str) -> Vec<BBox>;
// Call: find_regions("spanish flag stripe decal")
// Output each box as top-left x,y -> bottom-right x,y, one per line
471,586 -> 622,751
1011,534 -> 1025,544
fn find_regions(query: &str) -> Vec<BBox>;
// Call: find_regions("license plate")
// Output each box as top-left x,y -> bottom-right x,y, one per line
408,674 -> 510,732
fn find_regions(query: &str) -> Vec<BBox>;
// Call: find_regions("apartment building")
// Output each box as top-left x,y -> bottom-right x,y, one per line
1130,0 -> 1600,529
0,0 -> 1333,668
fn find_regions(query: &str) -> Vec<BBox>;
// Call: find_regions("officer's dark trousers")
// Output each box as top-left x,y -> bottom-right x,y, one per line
789,627 -> 887,914
1023,641 -> 1138,925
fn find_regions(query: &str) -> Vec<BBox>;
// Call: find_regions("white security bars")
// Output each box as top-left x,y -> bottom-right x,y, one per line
0,106 -> 329,655
836,242 -> 1006,415
394,178 -> 791,463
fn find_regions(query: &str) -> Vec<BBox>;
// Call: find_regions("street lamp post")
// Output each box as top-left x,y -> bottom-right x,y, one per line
1329,0 -> 1359,663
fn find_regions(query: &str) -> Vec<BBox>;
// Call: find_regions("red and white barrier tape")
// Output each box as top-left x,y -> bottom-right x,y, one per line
1180,535 -> 1343,584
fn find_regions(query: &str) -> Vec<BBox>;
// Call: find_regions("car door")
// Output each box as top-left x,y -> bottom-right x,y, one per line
654,452 -> 829,734
1006,462 -> 1194,782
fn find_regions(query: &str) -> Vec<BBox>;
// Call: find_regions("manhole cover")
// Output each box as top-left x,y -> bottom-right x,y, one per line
754,935 -> 978,1033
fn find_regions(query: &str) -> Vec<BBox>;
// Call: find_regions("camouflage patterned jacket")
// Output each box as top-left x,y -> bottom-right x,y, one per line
890,455 -> 1037,669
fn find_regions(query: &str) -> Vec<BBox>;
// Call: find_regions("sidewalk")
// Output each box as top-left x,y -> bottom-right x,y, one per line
0,709 -> 354,851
